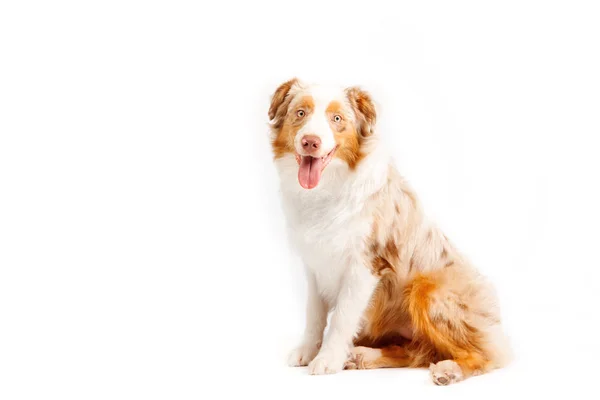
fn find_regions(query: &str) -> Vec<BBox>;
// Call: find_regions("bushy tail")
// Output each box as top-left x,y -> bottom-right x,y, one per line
403,274 -> 491,373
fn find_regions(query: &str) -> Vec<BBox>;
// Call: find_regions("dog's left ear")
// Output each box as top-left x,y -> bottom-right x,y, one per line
346,87 -> 376,137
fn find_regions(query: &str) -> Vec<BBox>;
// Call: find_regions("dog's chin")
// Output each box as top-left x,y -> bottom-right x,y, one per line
295,146 -> 337,190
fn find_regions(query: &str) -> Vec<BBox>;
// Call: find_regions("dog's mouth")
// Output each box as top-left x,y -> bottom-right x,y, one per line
295,146 -> 337,189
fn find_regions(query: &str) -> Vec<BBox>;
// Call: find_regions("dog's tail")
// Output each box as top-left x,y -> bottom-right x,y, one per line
403,272 -> 497,374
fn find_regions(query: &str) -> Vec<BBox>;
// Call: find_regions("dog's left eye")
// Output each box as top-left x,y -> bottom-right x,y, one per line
333,115 -> 342,122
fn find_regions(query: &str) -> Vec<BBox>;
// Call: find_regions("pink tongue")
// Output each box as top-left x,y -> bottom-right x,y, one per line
298,156 -> 323,189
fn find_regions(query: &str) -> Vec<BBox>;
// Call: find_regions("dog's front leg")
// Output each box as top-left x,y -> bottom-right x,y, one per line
288,270 -> 328,366
308,262 -> 378,375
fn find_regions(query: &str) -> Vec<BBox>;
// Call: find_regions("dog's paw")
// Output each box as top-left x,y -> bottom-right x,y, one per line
344,346 -> 381,370
287,342 -> 320,367
429,360 -> 464,386
308,350 -> 345,375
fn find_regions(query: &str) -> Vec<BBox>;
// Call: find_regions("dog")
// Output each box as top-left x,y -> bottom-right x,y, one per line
268,78 -> 511,385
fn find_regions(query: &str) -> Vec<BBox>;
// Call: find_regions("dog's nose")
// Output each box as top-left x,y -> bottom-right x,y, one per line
301,135 -> 321,154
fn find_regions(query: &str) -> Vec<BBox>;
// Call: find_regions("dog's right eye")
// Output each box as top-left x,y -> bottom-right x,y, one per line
297,110 -> 305,117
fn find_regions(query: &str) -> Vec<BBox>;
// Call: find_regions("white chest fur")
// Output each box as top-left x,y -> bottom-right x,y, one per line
275,149 -> 389,304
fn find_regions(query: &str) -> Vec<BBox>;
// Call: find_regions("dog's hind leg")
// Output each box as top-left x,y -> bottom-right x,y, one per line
404,269 -> 510,385
344,345 -> 413,369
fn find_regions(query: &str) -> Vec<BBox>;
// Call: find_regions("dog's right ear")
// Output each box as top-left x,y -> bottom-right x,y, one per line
268,78 -> 299,129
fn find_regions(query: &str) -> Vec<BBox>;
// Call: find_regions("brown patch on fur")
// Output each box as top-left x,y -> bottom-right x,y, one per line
271,124 -> 298,159
380,345 -> 411,365
270,93 -> 315,159
372,256 -> 394,276
384,239 -> 399,259
295,96 -> 314,113
326,100 -> 365,169
335,124 -> 364,169
367,216 -> 402,279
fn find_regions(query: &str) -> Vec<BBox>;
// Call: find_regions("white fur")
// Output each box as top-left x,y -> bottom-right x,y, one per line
276,108 -> 391,373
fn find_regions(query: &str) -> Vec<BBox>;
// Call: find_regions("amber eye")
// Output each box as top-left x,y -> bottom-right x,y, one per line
297,110 -> 305,118
333,115 -> 342,122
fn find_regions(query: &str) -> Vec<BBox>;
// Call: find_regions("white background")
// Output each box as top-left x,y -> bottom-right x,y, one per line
1,1 -> 599,399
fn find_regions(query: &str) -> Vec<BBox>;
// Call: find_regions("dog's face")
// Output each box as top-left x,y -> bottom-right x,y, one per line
269,78 -> 376,189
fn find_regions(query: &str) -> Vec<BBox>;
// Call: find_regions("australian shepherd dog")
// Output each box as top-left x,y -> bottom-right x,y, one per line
269,78 -> 511,385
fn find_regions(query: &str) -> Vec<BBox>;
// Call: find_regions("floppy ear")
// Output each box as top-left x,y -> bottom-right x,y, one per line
346,87 -> 377,137
268,78 -> 299,130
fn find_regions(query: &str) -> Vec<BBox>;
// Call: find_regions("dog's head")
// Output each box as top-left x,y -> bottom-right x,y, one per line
269,78 -> 376,189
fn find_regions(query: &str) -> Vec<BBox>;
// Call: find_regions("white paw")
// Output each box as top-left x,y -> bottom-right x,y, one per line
429,360 -> 464,386
308,350 -> 346,375
287,342 -> 320,367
